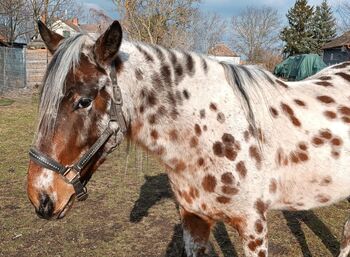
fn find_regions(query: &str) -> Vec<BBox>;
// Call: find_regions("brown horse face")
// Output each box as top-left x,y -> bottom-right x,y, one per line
27,21 -> 123,219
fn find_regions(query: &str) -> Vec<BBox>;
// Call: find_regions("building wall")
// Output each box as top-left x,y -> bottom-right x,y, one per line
323,47 -> 350,66
26,49 -> 51,90
51,21 -> 78,38
208,56 -> 241,65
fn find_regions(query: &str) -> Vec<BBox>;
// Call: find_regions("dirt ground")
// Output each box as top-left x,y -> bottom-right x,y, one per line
0,96 -> 349,257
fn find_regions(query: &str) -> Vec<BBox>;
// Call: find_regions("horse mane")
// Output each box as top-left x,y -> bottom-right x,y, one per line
37,33 -> 92,138
221,62 -> 280,147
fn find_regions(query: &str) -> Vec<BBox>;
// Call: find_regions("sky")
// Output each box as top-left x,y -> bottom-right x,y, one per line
79,0 -> 344,21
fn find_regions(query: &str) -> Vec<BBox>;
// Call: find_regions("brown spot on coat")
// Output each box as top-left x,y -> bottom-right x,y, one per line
270,107 -> 278,118
320,130 -> 332,140
194,124 -> 202,136
217,112 -> 225,123
225,147 -> 237,161
222,186 -> 239,195
315,81 -> 333,87
312,137 -> 324,146
202,175 -> 216,192
222,133 -> 235,145
316,194 -> 330,203
281,102 -> 301,127
190,137 -> 199,148
298,142 -> 308,151
169,129 -> 178,141
331,137 -> 342,146
333,62 -> 350,69
324,111 -> 337,119
213,142 -> 224,157
317,95 -> 335,104
269,179 -> 277,193
236,161 -> 247,178
294,99 -> 306,107
258,250 -> 266,257
320,176 -> 332,186
210,103 -> 218,111
339,106 -> 350,116
148,113 -> 158,124
199,109 -> 205,119
297,152 -> 309,162
255,199 -> 269,218
336,72 -> 350,81
150,130 -> 158,140
342,116 -> 350,123
249,146 -> 262,168
183,90 -> 190,99
197,157 -> 205,166
221,172 -> 234,184
216,196 -> 231,204
175,160 -> 186,172
255,220 -> 264,233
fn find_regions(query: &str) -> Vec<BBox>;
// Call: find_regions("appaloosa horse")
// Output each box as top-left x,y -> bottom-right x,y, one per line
27,20 -> 350,257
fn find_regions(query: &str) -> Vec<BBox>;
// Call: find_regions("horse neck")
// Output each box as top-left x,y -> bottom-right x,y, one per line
116,41 -> 229,153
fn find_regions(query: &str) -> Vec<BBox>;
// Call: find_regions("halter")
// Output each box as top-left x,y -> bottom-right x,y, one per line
29,62 -> 127,201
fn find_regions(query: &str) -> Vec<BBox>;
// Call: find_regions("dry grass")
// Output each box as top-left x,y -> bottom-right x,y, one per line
0,97 -> 349,257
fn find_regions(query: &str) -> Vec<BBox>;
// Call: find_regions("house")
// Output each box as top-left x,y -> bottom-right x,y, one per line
208,43 -> 240,65
322,31 -> 350,66
51,18 -> 80,38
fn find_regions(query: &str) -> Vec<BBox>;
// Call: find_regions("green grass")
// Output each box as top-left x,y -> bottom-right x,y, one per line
0,97 -> 15,106
0,97 -> 348,257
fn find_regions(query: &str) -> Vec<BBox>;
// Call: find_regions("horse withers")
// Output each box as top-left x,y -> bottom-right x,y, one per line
27,20 -> 350,257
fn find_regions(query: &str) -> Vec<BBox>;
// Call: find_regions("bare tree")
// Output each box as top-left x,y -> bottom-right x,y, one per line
27,0 -> 81,34
87,8 -> 113,32
188,12 -> 227,53
113,0 -> 200,47
230,6 -> 281,63
0,0 -> 30,44
337,1 -> 350,32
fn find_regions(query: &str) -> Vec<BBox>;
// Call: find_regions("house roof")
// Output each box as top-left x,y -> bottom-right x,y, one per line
63,20 -> 80,32
322,31 -> 350,49
208,43 -> 238,57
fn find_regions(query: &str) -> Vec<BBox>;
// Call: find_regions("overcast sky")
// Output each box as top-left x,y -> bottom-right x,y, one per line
80,0 -> 344,20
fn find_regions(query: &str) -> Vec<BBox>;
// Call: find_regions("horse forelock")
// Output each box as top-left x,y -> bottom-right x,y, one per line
37,33 -> 94,140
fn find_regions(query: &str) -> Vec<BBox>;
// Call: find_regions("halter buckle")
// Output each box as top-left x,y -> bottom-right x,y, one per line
62,166 -> 80,184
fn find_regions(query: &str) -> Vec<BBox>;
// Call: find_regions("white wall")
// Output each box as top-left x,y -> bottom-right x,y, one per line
209,55 -> 241,65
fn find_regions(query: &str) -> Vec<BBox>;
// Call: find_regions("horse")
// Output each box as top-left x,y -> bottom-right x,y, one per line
26,20 -> 350,257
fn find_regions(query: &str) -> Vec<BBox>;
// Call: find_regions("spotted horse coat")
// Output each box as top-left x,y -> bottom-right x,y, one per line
27,21 -> 350,257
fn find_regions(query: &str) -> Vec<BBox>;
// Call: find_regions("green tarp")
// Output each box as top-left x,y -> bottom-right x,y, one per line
273,54 -> 327,81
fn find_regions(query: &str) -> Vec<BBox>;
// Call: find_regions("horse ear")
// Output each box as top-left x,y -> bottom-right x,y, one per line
94,20 -> 123,67
37,20 -> 64,54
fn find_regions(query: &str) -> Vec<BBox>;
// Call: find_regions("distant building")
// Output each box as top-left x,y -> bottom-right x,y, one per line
28,18 -> 103,49
51,18 -> 80,38
208,43 -> 240,65
322,31 -> 350,66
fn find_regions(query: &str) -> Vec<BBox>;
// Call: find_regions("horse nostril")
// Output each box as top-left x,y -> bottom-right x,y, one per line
36,194 -> 54,219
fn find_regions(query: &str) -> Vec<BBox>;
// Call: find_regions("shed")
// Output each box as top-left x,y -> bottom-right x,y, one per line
322,31 -> 350,66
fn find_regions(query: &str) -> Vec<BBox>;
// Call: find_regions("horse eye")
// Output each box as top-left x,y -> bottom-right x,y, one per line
77,98 -> 92,109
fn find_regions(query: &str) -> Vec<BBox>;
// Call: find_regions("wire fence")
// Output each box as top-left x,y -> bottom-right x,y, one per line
0,46 -> 26,94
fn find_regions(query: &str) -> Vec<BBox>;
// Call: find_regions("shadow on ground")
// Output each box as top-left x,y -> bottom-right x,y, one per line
283,211 -> 340,257
130,174 -> 342,257
129,173 -> 240,257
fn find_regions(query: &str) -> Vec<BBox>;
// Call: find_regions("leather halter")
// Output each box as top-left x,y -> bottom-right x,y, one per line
29,62 -> 127,201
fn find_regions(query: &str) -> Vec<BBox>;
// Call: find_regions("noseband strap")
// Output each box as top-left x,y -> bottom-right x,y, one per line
29,61 -> 126,201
